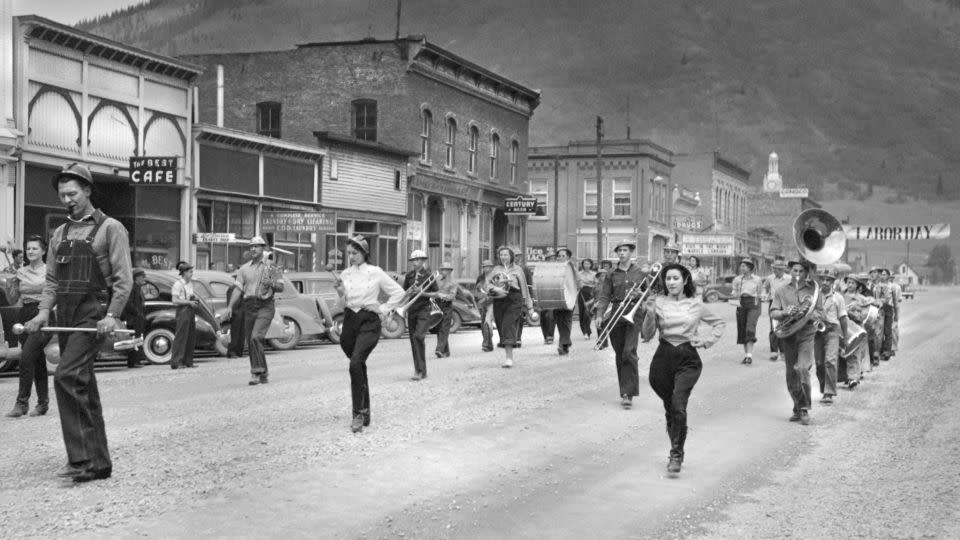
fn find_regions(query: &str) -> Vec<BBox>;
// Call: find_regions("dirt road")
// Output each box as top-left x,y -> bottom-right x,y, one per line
1,289 -> 957,539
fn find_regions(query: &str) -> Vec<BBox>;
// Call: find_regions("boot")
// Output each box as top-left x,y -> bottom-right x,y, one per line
667,425 -> 687,474
5,401 -> 28,418
361,408 -> 371,427
350,413 -> 364,433
29,402 -> 49,417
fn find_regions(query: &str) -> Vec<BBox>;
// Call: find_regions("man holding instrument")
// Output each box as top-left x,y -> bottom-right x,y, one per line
594,240 -> 647,409
551,248 -> 577,355
403,250 -> 439,381
228,236 -> 283,386
25,163 -> 133,483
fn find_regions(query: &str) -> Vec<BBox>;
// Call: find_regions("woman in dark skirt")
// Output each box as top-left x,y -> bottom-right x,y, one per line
487,246 -> 533,368
170,261 -> 198,369
641,263 -> 725,474
576,258 -> 598,338
732,258 -> 762,364
5,235 -> 53,418
335,235 -> 405,433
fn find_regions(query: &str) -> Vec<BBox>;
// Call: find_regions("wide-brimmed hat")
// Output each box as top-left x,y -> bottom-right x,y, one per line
346,235 -> 369,255
740,258 -> 755,270
409,249 -> 427,260
132,267 -> 146,278
248,236 -> 267,247
817,268 -> 837,280
52,163 -> 94,190
556,247 -> 573,258
868,265 -> 884,274
439,261 -> 454,271
663,240 -> 681,253
613,240 -> 636,252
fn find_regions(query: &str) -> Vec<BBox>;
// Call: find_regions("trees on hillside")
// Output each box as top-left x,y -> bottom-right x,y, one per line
926,244 -> 956,284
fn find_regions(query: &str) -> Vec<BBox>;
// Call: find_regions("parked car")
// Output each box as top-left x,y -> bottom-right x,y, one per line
139,270 -> 292,364
284,271 -> 343,343
195,270 -> 335,348
702,275 -> 738,303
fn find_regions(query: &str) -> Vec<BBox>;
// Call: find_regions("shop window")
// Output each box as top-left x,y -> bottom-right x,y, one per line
420,109 -> 432,164
444,117 -> 456,169
394,170 -> 402,191
378,223 -> 400,272
257,101 -> 281,139
352,99 -> 377,142
468,126 -> 479,174
613,178 -> 631,217
489,133 -> 500,181
510,140 -> 519,184
529,179 -> 548,218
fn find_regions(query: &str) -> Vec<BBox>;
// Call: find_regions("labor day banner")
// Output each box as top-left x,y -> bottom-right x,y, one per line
843,223 -> 951,241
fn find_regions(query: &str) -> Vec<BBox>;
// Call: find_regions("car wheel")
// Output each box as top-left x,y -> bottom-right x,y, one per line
380,313 -> 406,339
268,317 -> 301,350
143,327 -> 175,365
326,314 -> 343,345
448,312 -> 463,334
704,291 -> 720,303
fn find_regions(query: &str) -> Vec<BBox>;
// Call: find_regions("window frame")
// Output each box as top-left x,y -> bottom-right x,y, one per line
420,109 -> 433,165
256,101 -> 281,139
489,132 -> 500,181
468,125 -> 479,175
583,181 -> 598,218
529,178 -> 549,220
444,117 -> 457,170
509,139 -> 519,184
612,178 -> 632,218
351,99 -> 377,142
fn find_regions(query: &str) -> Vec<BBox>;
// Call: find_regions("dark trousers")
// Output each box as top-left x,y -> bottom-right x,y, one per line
480,301 -> 493,351
171,304 -> 196,368
435,304 -> 453,356
554,309 -> 573,348
648,341 -> 702,460
407,306 -> 433,376
55,299 -> 111,471
15,303 -> 50,406
736,298 -> 760,344
494,290 -> 523,348
340,309 -> 381,416
768,301 -> 782,354
814,324 -> 840,396
243,298 -> 274,375
228,305 -> 246,356
880,305 -> 895,358
539,309 -> 556,340
577,286 -> 594,336
610,320 -> 640,397
782,325 -> 816,413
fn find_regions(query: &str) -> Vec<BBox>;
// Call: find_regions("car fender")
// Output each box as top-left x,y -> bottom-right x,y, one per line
275,304 -> 325,336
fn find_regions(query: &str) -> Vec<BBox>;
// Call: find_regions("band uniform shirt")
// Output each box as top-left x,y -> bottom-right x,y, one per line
578,269 -> 598,288
732,273 -> 763,299
39,212 -> 133,316
594,263 -> 645,316
171,278 -> 195,301
235,260 -> 268,298
771,279 -> 825,327
763,273 -> 792,301
14,263 -> 46,303
340,263 -> 405,315
640,295 -> 726,348
822,290 -> 848,326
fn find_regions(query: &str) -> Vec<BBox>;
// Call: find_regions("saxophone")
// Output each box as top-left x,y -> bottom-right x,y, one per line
256,262 -> 283,300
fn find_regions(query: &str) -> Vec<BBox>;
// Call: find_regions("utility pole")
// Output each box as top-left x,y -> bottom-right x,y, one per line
553,155 -> 560,250
395,0 -> 402,40
595,117 -> 604,260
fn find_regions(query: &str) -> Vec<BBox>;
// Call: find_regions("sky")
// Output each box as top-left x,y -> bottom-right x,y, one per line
12,0 -> 144,25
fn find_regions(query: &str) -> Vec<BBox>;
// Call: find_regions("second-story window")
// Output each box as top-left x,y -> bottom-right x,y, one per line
510,140 -> 519,184
613,178 -> 631,217
445,118 -> 457,169
489,133 -> 500,181
529,178 -> 548,218
468,125 -> 479,174
352,99 -> 377,141
257,101 -> 281,138
420,109 -> 433,163
584,181 -> 597,217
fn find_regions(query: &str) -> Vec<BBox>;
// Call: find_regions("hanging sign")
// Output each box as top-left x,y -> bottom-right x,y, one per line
261,211 -> 336,233
681,233 -> 736,256
843,224 -> 950,241
129,156 -> 177,185
779,188 -> 808,198
193,232 -> 235,243
504,196 -> 538,215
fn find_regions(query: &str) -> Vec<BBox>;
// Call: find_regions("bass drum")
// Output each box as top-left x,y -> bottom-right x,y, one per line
531,262 -> 578,310
840,319 -> 867,358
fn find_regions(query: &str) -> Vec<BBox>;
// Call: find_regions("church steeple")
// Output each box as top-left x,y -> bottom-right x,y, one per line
763,151 -> 782,193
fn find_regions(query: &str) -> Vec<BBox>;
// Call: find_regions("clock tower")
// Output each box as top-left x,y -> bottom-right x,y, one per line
763,151 -> 782,193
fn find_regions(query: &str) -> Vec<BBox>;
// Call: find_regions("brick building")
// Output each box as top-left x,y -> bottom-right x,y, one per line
183,36 -> 540,277
526,139 -> 676,263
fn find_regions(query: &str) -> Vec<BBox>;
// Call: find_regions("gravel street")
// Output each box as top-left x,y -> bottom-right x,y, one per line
1,289 -> 958,539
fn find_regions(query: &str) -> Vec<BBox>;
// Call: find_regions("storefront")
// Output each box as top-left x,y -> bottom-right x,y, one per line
193,125 -> 324,272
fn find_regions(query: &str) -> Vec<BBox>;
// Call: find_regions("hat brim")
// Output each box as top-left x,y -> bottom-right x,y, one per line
52,172 -> 93,190
613,243 -> 636,252
346,238 -> 368,255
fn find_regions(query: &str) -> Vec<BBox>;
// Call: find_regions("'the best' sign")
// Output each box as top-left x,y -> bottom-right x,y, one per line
130,156 -> 177,185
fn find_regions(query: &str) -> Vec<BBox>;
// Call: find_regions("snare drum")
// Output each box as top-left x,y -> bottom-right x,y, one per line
531,262 -> 579,310
841,319 -> 867,358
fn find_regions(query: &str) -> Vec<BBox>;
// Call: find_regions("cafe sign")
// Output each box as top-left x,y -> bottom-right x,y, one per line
504,196 -> 538,215
261,211 -> 337,234
130,156 -> 177,185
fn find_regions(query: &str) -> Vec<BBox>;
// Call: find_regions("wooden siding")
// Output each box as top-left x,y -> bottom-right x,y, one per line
322,148 -> 405,216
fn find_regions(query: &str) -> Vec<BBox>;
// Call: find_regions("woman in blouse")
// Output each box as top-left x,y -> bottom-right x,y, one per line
486,246 -> 534,368
170,261 -> 198,369
640,263 -> 725,475
732,258 -> 763,364
576,258 -> 598,338
335,235 -> 405,433
685,255 -> 708,298
5,236 -> 53,418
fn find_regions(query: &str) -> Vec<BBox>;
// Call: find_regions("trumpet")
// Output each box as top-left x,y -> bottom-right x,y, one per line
394,271 -> 440,320
12,323 -> 135,335
594,263 -> 663,350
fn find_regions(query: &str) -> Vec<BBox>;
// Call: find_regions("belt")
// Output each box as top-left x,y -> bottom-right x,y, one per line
22,299 -> 40,306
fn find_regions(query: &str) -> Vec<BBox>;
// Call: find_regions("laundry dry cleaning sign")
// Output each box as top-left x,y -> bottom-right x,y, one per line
843,224 -> 950,241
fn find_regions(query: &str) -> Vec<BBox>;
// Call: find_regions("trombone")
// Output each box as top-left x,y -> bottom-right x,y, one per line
593,263 -> 663,350
394,271 -> 441,319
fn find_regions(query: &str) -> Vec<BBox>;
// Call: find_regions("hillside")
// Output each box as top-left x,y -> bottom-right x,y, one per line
76,0 -> 960,205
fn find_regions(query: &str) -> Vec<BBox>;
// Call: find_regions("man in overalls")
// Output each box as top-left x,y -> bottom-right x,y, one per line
26,163 -> 133,483
229,237 -> 283,386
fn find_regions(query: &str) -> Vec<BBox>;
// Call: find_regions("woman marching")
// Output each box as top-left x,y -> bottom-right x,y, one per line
576,258 -> 598,339
486,246 -> 534,368
732,258 -> 763,365
170,261 -> 199,369
335,235 -> 405,433
640,263 -> 725,474
685,255 -> 708,299
5,236 -> 53,418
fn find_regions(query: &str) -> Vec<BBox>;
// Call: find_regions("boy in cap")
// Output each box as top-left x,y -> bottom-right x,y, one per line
813,268 -> 848,405
762,258 -> 792,361
434,261 -> 460,358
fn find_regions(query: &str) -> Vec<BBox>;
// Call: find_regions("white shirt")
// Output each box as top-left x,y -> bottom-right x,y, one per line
340,263 -> 405,315
171,277 -> 195,302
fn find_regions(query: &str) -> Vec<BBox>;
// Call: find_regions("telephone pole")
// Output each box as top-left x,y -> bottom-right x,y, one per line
553,155 -> 560,250
395,0 -> 402,40
595,117 -> 604,260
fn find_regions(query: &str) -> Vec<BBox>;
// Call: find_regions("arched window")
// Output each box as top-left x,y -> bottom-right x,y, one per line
468,125 -> 479,174
509,140 -> 519,184
489,132 -> 500,181
445,117 -> 457,169
420,109 -> 433,163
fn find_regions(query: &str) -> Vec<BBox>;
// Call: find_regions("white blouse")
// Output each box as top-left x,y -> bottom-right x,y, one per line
339,263 -> 405,315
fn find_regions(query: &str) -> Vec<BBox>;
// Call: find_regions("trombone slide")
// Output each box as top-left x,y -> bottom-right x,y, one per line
12,323 -> 135,335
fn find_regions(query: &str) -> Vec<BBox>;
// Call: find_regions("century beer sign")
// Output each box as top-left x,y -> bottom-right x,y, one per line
504,195 -> 538,215
129,156 -> 177,185
843,223 -> 951,241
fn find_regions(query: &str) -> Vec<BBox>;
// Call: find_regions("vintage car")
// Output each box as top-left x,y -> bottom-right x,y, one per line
196,270 -> 335,348
139,270 -> 292,364
282,271 -> 343,344
702,275 -> 738,303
